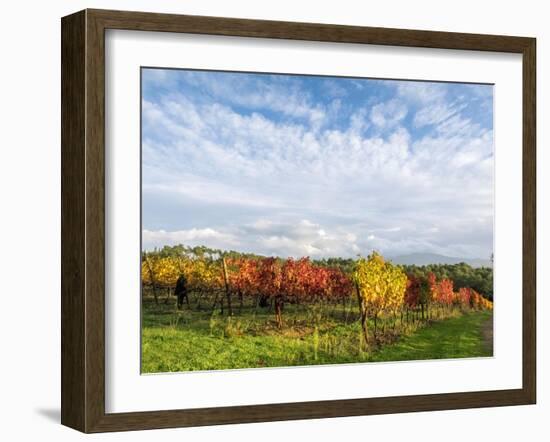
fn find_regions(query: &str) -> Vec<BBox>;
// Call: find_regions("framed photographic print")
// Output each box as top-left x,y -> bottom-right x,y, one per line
61,9 -> 536,433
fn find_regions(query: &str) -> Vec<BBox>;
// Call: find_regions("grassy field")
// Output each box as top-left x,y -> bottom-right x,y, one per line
141,300 -> 493,373
370,310 -> 493,362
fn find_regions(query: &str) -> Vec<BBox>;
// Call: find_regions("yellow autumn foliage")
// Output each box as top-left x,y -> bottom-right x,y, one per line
142,254 -> 223,291
353,252 -> 407,317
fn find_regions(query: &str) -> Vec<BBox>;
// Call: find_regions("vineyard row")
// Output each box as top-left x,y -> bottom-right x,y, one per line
142,251 -> 492,345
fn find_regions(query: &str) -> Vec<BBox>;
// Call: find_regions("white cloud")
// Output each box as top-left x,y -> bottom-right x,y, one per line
144,219 -> 364,258
323,80 -> 348,98
396,81 -> 447,103
143,228 -> 237,250
414,102 -> 467,128
349,108 -> 369,134
141,76 -> 494,259
166,71 -> 328,126
370,99 -> 408,128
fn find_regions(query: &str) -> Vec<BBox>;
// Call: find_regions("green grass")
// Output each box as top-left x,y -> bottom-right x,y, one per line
141,303 -> 492,373
369,310 -> 493,362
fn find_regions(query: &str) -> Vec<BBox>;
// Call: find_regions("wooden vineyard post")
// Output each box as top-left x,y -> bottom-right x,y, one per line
222,257 -> 232,316
144,253 -> 159,305
354,282 -> 369,346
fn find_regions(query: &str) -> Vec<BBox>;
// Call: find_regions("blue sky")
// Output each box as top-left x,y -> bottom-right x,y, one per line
141,68 -> 494,259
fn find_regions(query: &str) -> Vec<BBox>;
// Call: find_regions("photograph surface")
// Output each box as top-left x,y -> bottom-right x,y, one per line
140,68 -> 494,373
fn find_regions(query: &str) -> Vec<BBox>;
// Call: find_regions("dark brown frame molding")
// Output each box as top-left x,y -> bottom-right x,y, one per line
61,8 -> 536,433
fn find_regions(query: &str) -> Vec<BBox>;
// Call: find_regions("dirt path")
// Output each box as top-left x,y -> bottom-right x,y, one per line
481,313 -> 494,355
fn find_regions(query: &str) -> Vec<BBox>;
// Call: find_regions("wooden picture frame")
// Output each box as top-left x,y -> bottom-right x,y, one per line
61,8 -> 536,433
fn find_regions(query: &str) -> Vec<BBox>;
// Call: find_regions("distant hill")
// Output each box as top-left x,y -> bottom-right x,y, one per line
389,253 -> 492,268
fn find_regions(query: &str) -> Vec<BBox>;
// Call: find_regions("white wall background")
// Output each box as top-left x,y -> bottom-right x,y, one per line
0,0 -> 546,440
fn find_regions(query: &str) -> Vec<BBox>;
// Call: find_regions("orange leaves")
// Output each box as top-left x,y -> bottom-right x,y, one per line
435,278 -> 454,306
229,256 -> 352,304
142,251 -> 493,314
450,287 -> 492,310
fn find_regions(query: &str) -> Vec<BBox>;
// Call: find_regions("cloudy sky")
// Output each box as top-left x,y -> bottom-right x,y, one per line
141,68 -> 493,260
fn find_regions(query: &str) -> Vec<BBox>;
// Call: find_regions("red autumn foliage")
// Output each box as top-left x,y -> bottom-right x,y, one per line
404,275 -> 422,307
